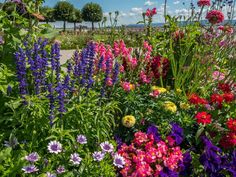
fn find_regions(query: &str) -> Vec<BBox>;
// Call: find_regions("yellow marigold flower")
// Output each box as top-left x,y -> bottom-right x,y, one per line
122,115 -> 136,128
180,102 -> 190,110
164,101 -> 177,113
151,86 -> 167,93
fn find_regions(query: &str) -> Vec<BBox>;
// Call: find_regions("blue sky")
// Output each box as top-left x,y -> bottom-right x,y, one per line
41,0 -> 197,24
1,0 -> 234,25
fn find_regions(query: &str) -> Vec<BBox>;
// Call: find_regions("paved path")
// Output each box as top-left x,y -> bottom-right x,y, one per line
60,49 -> 76,64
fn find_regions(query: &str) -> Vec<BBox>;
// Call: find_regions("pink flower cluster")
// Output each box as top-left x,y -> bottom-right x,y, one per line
117,131 -> 183,176
206,10 -> 224,24
121,81 -> 135,92
197,0 -> 211,7
145,8 -> 157,17
218,25 -> 234,34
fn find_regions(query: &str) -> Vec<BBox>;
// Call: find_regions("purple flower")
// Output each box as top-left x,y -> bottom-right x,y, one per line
112,62 -> 120,84
179,151 -> 192,176
22,165 -> 39,174
92,151 -> 105,162
47,84 -> 55,126
100,141 -> 114,153
85,42 -> 96,93
147,124 -> 161,142
55,83 -> 66,115
113,153 -> 125,168
47,141 -> 62,154
76,135 -> 87,144
159,167 -> 179,177
168,123 -> 184,145
56,165 -> 66,174
114,135 -> 122,149
7,85 -> 12,95
4,136 -> 18,148
24,152 -> 40,162
46,172 -> 57,177
15,47 -> 28,101
70,153 -> 82,165
0,35 -> 4,45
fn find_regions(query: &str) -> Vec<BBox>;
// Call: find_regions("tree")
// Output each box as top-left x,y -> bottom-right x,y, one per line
40,6 -> 55,24
54,1 -> 74,32
68,8 -> 82,32
82,2 -> 103,30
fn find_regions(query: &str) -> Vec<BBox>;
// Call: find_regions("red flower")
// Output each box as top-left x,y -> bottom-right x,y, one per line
150,56 -> 170,79
220,132 -> 236,148
173,30 -> 184,40
227,118 -> 236,132
223,92 -> 235,103
210,93 -> 223,105
218,83 -> 231,93
197,0 -> 211,7
206,10 -> 224,24
188,93 -> 208,105
195,112 -> 212,124
145,8 -> 157,17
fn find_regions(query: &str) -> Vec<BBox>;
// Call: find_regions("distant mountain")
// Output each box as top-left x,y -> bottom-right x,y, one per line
127,20 -> 236,28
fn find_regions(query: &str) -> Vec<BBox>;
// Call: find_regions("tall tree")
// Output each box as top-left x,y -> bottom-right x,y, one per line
82,2 -> 103,30
68,8 -> 82,32
54,1 -> 74,32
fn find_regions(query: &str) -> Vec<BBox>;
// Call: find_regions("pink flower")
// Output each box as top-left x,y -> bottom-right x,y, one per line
206,10 -> 224,24
212,71 -> 225,81
145,8 -> 157,17
151,8 -> 157,15
106,78 -> 113,86
119,65 -> 124,72
197,0 -> 211,7
149,90 -> 159,98
121,82 -> 131,91
134,132 -> 148,146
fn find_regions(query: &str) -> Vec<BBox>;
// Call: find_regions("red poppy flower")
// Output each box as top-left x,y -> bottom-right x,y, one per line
195,112 -> 212,124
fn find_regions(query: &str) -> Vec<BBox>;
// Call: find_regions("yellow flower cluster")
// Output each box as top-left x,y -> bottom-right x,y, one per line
164,101 -> 177,113
151,86 -> 167,93
122,115 -> 136,128
180,102 -> 190,110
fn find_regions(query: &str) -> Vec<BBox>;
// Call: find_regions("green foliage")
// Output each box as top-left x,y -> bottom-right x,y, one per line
54,1 -> 74,22
40,6 -> 55,23
68,8 -> 82,23
82,2 -> 103,29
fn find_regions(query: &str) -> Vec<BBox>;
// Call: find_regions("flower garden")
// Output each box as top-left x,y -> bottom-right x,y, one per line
0,0 -> 236,177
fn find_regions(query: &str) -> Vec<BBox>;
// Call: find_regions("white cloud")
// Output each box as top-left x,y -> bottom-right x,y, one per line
131,7 -> 143,14
175,8 -> 189,16
144,0 -> 155,6
173,1 -> 180,4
